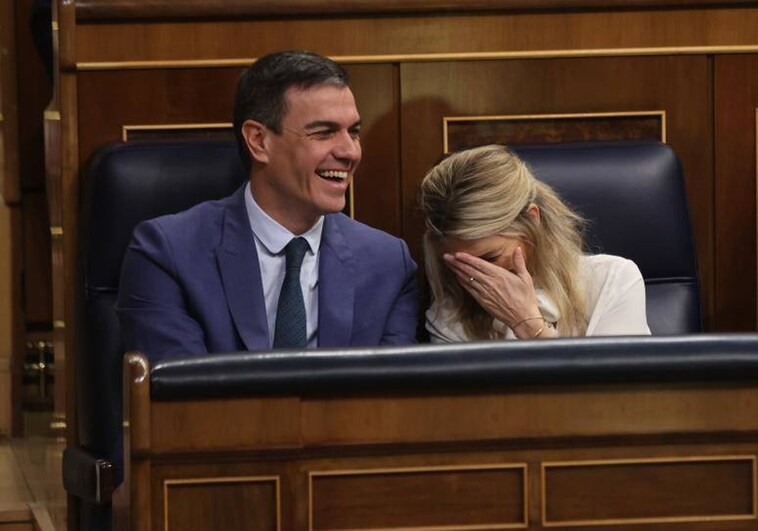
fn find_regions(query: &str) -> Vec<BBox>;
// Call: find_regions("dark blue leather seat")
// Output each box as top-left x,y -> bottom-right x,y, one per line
66,139 -> 246,530
511,142 -> 701,335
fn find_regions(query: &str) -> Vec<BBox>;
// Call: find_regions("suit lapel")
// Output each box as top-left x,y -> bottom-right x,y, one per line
318,216 -> 356,347
215,186 -> 270,351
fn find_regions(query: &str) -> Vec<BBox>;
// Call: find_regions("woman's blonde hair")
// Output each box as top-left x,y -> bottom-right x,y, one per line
420,144 -> 588,338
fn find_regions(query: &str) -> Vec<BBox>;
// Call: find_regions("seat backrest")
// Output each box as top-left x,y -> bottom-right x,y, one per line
510,141 -> 701,335
78,139 -> 246,496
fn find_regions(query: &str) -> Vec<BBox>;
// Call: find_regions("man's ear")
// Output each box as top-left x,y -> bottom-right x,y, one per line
241,119 -> 269,164
526,203 -> 541,224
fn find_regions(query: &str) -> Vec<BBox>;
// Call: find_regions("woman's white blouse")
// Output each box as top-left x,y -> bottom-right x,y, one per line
426,254 -> 651,342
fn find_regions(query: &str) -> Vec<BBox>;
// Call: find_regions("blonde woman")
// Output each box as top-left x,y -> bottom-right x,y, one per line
420,144 -> 650,342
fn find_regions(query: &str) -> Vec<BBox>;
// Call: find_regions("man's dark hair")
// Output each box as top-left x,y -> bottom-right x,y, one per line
233,50 -> 350,173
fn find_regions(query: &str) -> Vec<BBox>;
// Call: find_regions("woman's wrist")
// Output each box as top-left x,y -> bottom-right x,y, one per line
511,315 -> 543,332
512,315 -> 543,339
536,321 -> 558,338
513,317 -> 557,339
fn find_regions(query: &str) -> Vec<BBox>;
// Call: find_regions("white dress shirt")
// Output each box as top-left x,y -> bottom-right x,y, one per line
244,183 -> 323,348
426,254 -> 651,342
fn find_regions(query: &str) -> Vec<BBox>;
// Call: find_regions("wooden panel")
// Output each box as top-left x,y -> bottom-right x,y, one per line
310,464 -> 526,530
301,385 -> 758,446
0,524 -> 33,531
0,0 -> 19,203
0,361 -> 9,436
15,0 -> 53,191
0,205 -> 23,436
543,456 -> 756,526
715,55 -> 758,331
129,354 -> 758,531
21,193 -> 52,325
0,0 -> 25,437
122,124 -> 232,142
73,9 -> 758,65
164,476 -> 279,531
72,0 -> 758,20
77,68 -> 243,165
400,56 -> 714,327
346,64 -> 400,234
150,397 -> 301,452
445,111 -> 664,152
0,201 -> 15,435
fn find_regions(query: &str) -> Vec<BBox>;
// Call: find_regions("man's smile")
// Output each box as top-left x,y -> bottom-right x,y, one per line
316,169 -> 349,181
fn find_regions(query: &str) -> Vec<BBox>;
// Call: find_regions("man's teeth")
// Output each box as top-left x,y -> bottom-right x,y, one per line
318,170 -> 348,180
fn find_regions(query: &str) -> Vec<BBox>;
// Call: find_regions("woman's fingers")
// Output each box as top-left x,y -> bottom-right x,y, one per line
443,252 -> 510,285
449,252 -> 503,276
450,266 -> 479,290
442,249 -> 540,329
512,246 -> 529,278
443,254 -> 481,282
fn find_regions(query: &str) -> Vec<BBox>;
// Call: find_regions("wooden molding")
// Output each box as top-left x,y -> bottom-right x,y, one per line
541,455 -> 757,527
74,0 -> 758,21
164,476 -> 281,531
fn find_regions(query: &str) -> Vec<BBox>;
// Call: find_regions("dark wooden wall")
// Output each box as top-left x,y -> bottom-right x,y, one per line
47,0 -> 758,446
1,0 -> 54,436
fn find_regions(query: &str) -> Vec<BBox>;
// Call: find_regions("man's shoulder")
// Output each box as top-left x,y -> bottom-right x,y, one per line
324,213 -> 414,267
133,191 -> 240,250
326,212 -> 402,244
148,195 -> 231,230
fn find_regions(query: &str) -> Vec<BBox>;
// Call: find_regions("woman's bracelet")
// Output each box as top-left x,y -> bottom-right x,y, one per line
512,315 -> 544,330
531,325 -> 546,338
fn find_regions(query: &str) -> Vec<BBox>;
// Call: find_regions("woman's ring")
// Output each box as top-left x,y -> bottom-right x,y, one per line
469,276 -> 476,285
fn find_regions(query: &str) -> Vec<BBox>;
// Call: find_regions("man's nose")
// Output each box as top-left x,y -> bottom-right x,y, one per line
333,131 -> 361,161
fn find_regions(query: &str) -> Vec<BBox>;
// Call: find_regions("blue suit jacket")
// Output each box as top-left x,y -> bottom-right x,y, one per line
116,186 -> 419,361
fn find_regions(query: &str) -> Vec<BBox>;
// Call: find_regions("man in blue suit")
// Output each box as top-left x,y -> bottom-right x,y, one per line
116,51 -> 419,360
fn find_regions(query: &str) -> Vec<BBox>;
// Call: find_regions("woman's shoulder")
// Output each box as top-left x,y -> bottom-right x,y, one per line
580,253 -> 645,307
581,253 -> 643,283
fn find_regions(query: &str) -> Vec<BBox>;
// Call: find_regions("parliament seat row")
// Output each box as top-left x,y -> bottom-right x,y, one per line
62,139 -> 751,531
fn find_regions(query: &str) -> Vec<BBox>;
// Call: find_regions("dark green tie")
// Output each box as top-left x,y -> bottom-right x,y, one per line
273,237 -> 309,348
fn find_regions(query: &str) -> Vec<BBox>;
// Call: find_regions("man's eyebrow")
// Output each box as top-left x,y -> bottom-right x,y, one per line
303,120 -> 338,130
303,119 -> 362,130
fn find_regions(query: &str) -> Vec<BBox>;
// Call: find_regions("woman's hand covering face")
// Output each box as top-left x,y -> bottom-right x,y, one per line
443,246 -> 543,338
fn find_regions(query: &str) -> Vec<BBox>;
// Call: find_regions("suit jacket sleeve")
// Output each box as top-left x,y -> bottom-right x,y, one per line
116,220 -> 209,360
379,238 -> 419,345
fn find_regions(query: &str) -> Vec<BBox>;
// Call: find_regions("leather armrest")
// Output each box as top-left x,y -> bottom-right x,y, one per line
150,334 -> 758,400
62,446 -> 115,505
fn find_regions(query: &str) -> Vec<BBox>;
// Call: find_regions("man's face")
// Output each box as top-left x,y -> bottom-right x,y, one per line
253,84 -> 362,232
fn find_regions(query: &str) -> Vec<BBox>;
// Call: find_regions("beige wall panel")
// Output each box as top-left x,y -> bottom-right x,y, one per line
399,56 -> 714,327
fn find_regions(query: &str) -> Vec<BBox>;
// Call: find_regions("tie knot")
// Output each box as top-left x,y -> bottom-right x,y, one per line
284,237 -> 309,272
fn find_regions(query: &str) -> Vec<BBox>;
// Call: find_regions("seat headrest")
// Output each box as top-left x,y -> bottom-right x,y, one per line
510,141 -> 696,281
84,139 -> 246,291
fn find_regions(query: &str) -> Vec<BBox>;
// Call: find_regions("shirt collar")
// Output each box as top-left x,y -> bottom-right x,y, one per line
244,182 -> 324,255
